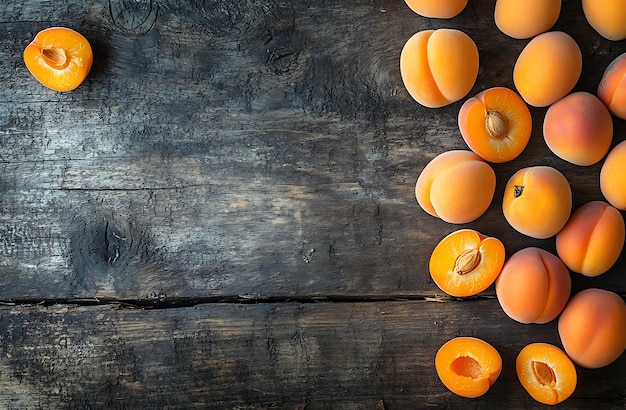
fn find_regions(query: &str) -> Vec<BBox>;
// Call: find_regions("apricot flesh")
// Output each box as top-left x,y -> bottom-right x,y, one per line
494,0 -> 561,39
495,247 -> 571,324
435,337 -> 502,398
516,343 -> 577,405
601,140 -> 626,210
458,87 -> 532,163
23,27 -> 93,92
502,166 -> 572,239
513,31 -> 582,107
558,288 -> 626,369
543,91 -> 613,166
556,201 -> 625,277
415,150 -> 496,224
598,53 -> 626,120
400,29 -> 479,108
429,229 -> 506,297
404,0 -> 468,19
582,0 -> 626,41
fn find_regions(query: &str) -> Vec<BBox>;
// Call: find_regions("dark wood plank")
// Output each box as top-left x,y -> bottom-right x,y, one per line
0,300 -> 624,409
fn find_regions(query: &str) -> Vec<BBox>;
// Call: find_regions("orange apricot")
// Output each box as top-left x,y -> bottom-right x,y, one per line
415,150 -> 496,224
543,91 -> 613,166
435,337 -> 502,398
400,29 -> 479,108
598,53 -> 626,120
513,31 -> 582,107
558,288 -> 626,369
494,0 -> 561,39
495,247 -> 571,324
601,140 -> 626,210
458,87 -> 532,163
556,201 -> 625,277
516,343 -> 577,405
502,166 -> 572,239
404,0 -> 468,19
429,229 -> 506,297
23,27 -> 93,92
582,0 -> 626,41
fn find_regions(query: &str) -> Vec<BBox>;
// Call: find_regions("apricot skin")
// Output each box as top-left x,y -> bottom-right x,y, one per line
416,150 -> 496,224
404,0 -> 467,19
558,288 -> 626,369
600,140 -> 626,210
502,166 -> 572,239
400,29 -> 479,108
495,247 -> 571,324
556,201 -> 625,277
495,0 -> 561,39
543,92 -> 613,166
582,0 -> 626,41
513,31 -> 582,107
598,53 -> 626,120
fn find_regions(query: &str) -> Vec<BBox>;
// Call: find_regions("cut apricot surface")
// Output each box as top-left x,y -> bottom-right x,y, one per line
429,229 -> 505,297
458,87 -> 532,163
516,343 -> 577,405
435,337 -> 502,398
23,27 -> 93,92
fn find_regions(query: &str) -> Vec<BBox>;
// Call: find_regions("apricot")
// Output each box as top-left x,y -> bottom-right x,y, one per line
556,201 -> 625,277
495,247 -> 571,324
582,0 -> 626,41
598,53 -> 626,120
23,27 -> 93,92
429,229 -> 506,297
601,140 -> 626,210
494,0 -> 561,39
415,150 -> 496,224
513,31 -> 582,107
400,29 -> 479,108
404,0 -> 467,19
516,343 -> 577,405
458,87 -> 532,163
435,337 -> 502,398
502,166 -> 572,239
543,91 -> 613,166
558,288 -> 626,369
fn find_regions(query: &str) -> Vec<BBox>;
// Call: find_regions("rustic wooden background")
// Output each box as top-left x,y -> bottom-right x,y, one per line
1,0 -> 625,408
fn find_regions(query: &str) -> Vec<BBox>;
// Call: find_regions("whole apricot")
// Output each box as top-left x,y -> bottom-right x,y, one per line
502,166 -> 572,239
582,0 -> 626,41
598,53 -> 626,120
543,91 -> 613,166
400,29 -> 479,108
416,150 -> 496,224
513,31 -> 582,107
495,0 -> 561,39
556,201 -> 625,277
458,87 -> 532,163
404,0 -> 468,19
23,27 -> 93,92
435,337 -> 502,398
495,247 -> 571,324
600,140 -> 626,210
558,288 -> 626,369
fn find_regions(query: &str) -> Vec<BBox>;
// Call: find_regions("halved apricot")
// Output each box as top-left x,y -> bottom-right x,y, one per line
23,27 -> 93,92
516,343 -> 577,405
429,229 -> 506,297
458,87 -> 532,163
435,337 -> 502,398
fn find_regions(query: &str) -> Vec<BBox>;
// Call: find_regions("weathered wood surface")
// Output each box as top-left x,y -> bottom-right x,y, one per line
0,0 -> 625,408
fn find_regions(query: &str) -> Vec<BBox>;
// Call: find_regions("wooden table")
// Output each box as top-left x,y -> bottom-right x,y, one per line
1,1 -> 625,408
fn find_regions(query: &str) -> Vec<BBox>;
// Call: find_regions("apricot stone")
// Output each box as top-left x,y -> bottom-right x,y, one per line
543,91 -> 613,166
400,29 -> 479,108
598,53 -> 626,120
495,0 -> 561,39
415,150 -> 496,224
582,0 -> 626,41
